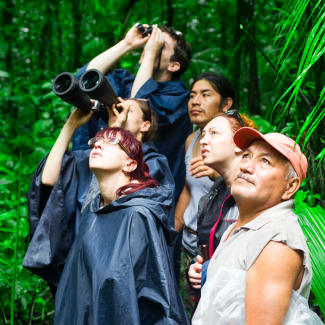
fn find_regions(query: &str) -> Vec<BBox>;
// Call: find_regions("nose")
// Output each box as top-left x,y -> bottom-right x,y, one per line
93,139 -> 103,149
239,158 -> 255,174
191,94 -> 201,106
200,133 -> 208,146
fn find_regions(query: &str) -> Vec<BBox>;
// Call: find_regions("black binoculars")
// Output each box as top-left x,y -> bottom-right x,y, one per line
136,23 -> 153,37
52,69 -> 119,121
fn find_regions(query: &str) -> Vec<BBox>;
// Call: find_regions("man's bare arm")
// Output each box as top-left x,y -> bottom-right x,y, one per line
174,183 -> 191,232
87,24 -> 149,73
245,241 -> 303,325
131,25 -> 164,97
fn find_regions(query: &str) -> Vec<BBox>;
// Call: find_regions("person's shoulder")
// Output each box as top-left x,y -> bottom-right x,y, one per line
185,131 -> 197,151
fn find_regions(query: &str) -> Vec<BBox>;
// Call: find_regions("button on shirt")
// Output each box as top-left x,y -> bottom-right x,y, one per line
206,199 -> 312,299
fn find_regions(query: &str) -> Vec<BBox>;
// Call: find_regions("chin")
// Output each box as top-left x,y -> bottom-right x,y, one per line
231,181 -> 254,198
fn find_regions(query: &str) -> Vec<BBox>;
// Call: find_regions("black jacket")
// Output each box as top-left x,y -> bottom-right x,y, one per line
197,177 -> 238,253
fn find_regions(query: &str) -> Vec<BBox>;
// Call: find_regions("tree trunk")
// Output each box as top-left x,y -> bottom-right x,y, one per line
232,0 -> 243,108
72,0 -> 83,70
166,0 -> 174,26
246,0 -> 260,115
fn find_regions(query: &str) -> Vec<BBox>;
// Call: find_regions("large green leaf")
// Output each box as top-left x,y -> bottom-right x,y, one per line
295,191 -> 325,316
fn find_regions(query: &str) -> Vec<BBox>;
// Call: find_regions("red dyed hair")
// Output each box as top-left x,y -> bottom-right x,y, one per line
94,127 -> 158,198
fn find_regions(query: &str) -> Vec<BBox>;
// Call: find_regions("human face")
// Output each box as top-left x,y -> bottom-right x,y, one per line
89,132 -> 131,173
231,140 -> 291,210
109,100 -> 147,139
200,116 -> 237,169
189,80 -> 224,129
139,32 -> 176,72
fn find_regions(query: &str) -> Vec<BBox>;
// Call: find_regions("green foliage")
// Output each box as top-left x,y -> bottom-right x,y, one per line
295,190 -> 325,316
0,0 -> 324,322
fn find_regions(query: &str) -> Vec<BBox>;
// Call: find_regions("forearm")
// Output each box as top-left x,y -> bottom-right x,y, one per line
131,53 -> 156,97
41,120 -> 78,186
87,40 -> 132,73
174,185 -> 191,232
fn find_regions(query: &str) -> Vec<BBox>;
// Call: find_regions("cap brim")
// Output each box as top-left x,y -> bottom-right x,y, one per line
234,127 -> 265,150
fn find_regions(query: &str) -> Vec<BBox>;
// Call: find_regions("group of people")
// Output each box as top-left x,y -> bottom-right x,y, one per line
23,23 -> 322,324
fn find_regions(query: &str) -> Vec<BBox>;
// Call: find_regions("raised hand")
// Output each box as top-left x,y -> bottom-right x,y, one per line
109,97 -> 130,128
67,107 -> 94,131
124,23 -> 150,50
189,156 -> 218,180
143,25 -> 165,59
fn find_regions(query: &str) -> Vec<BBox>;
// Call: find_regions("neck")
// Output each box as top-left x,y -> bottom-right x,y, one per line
94,170 -> 131,205
212,153 -> 241,187
235,198 -> 283,228
153,70 -> 172,82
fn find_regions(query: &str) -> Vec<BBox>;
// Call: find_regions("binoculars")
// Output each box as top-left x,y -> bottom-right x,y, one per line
52,69 -> 119,120
136,23 -> 153,37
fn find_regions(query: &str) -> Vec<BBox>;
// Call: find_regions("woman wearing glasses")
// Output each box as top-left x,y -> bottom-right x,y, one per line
23,107 -> 189,324
82,98 -> 176,228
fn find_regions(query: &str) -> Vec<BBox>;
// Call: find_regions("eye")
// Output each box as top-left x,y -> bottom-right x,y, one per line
261,158 -> 271,165
189,94 -> 195,99
242,153 -> 250,159
202,93 -> 210,97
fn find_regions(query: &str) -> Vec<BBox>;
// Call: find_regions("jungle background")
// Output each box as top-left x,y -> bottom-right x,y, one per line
0,0 -> 324,323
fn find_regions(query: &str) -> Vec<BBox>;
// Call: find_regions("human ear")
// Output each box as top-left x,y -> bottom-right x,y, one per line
122,159 -> 138,173
221,98 -> 234,112
281,178 -> 300,200
140,120 -> 151,133
168,61 -> 180,73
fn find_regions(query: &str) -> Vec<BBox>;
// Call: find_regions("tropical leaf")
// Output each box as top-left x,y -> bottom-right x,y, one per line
295,191 -> 325,316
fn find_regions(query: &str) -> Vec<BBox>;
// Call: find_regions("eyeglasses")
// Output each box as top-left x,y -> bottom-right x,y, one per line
224,109 -> 245,127
88,135 -> 131,157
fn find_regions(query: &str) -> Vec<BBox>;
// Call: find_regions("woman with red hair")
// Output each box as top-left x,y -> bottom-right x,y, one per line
23,108 -> 189,324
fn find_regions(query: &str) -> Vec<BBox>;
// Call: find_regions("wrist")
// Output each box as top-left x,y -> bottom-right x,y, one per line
65,118 -> 80,133
120,39 -> 135,52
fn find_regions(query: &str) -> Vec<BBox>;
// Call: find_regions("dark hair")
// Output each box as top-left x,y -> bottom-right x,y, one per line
191,72 -> 237,110
215,112 -> 257,134
94,127 -> 158,197
160,26 -> 191,79
131,99 -> 157,142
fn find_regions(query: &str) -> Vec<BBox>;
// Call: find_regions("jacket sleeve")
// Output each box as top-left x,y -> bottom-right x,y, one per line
129,208 -> 190,325
23,151 -> 88,286
135,78 -> 190,127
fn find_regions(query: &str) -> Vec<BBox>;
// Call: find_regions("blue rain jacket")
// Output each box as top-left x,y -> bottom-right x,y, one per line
23,151 -> 189,324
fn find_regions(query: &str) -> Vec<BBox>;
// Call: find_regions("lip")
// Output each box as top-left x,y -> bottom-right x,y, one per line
235,175 -> 255,185
91,151 -> 102,158
190,109 -> 203,115
201,148 -> 210,155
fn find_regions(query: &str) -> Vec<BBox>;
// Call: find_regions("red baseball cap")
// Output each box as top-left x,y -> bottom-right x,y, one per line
234,127 -> 308,182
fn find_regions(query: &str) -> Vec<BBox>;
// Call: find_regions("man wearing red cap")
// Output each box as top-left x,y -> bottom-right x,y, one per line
192,128 -> 322,324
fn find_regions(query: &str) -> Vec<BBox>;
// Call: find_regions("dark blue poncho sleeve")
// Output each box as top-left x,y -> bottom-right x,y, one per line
23,150 -> 92,286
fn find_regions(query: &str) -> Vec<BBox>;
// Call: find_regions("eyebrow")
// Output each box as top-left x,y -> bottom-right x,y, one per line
208,127 -> 218,132
245,149 -> 274,158
190,89 -> 213,94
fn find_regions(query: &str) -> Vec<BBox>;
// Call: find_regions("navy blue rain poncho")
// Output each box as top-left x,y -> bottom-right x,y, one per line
72,67 -> 192,199
23,150 -> 188,324
54,186 -> 188,324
